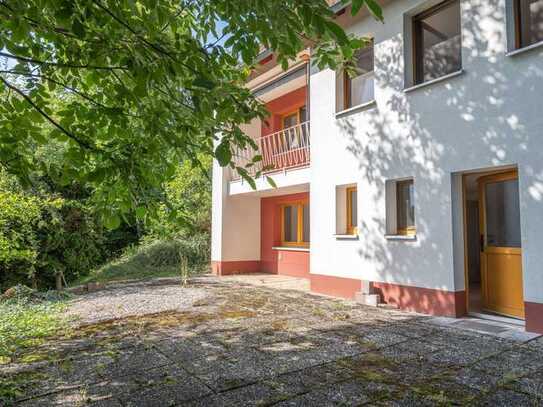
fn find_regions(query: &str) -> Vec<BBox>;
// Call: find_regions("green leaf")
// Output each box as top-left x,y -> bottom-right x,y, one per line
135,206 -> 146,219
351,0 -> 364,16
215,140 -> 232,166
104,214 -> 121,230
266,176 -> 277,188
193,76 -> 216,89
364,0 -> 384,22
325,21 -> 349,44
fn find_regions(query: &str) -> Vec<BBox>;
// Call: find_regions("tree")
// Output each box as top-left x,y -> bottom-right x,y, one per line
0,0 -> 382,227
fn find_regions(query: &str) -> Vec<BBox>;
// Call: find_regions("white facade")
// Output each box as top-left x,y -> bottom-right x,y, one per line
212,0 -> 543,330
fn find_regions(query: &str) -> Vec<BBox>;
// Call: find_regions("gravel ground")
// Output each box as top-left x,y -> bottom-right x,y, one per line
66,281 -> 210,325
4,277 -> 543,406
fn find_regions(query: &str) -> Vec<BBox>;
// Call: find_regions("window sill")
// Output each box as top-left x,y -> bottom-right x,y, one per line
272,246 -> 310,252
385,235 -> 417,241
403,69 -> 464,93
506,40 -> 543,57
334,234 -> 359,240
335,100 -> 376,118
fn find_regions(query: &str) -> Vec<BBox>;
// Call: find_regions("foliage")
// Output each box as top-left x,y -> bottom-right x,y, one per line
0,285 -> 70,365
0,182 -> 107,290
0,190 -> 42,287
148,154 -> 212,238
0,0 -> 382,226
77,235 -> 209,285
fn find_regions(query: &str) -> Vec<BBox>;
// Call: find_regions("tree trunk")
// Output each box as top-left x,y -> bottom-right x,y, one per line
55,272 -> 63,291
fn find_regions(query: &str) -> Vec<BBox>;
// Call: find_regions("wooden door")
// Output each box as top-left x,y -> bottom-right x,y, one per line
478,171 -> 524,319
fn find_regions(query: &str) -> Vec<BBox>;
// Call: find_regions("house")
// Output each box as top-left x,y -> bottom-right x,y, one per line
211,0 -> 543,334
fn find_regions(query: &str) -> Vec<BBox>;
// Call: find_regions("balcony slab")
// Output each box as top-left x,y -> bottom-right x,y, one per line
229,166 -> 310,196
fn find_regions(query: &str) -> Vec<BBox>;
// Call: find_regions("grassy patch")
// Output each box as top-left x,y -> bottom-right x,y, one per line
75,239 -> 209,285
77,262 -> 182,285
0,287 -> 71,365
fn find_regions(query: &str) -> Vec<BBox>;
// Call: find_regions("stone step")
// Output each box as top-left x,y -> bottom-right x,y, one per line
354,292 -> 381,307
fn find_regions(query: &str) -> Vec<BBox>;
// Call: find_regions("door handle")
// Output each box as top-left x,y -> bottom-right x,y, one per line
480,234 -> 484,252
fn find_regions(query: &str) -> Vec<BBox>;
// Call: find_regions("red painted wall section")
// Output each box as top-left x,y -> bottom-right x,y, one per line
373,282 -> 467,317
211,261 -> 260,276
261,192 -> 310,278
262,86 -> 307,137
525,302 -> 543,334
310,274 -> 362,299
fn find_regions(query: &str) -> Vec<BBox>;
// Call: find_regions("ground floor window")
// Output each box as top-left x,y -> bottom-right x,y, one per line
396,179 -> 416,236
281,200 -> 309,247
385,178 -> 416,237
346,187 -> 358,235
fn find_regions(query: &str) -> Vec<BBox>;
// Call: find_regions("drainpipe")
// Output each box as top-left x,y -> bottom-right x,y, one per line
303,52 -> 311,122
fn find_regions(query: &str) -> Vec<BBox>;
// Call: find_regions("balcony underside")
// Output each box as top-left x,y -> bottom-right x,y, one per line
229,166 -> 310,196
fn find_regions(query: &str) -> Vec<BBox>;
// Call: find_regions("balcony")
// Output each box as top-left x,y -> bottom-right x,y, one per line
231,121 -> 310,181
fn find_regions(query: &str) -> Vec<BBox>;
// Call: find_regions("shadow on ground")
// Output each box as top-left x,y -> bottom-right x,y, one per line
2,277 -> 543,406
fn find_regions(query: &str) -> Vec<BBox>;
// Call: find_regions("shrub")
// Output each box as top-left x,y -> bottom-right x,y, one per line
0,190 -> 107,290
0,191 -> 41,288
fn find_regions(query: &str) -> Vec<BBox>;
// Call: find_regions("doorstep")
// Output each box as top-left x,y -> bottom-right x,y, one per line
426,316 -> 541,342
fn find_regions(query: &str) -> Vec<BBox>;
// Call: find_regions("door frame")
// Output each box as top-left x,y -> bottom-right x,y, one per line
477,170 -> 524,319
462,167 -> 524,319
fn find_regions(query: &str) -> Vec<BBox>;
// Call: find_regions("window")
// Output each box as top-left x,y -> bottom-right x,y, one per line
346,187 -> 358,235
514,0 -> 543,49
282,106 -> 307,129
412,0 -> 462,85
336,40 -> 374,111
396,180 -> 416,236
281,200 -> 309,247
280,106 -> 308,151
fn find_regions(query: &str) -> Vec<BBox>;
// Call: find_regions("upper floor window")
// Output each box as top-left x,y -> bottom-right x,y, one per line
282,106 -> 307,129
413,0 -> 462,85
336,40 -> 374,112
514,0 -> 543,49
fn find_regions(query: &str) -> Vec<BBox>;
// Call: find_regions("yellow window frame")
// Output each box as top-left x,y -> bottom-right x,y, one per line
346,187 -> 358,235
396,180 -> 416,236
280,200 -> 309,247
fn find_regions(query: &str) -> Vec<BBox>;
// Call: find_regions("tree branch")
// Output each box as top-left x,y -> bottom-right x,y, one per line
0,75 -> 97,151
0,52 -> 128,71
0,70 -> 140,118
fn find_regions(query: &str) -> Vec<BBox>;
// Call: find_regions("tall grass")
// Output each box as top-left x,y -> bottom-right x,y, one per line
76,236 -> 209,285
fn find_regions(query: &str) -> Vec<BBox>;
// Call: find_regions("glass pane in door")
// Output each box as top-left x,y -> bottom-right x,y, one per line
283,205 -> 298,242
485,179 -> 521,247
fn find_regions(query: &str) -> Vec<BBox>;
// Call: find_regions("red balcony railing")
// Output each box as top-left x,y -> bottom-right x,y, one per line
231,121 -> 310,181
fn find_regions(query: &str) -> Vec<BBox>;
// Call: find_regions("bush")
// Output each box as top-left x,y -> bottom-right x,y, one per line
0,190 -> 106,290
0,191 -> 41,288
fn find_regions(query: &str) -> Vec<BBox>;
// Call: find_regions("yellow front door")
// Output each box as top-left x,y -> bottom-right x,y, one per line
478,171 -> 524,319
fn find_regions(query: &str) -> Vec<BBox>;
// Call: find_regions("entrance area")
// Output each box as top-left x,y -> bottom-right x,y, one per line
463,168 -> 524,323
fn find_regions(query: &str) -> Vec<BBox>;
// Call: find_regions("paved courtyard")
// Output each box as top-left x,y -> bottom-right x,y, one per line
3,276 -> 543,406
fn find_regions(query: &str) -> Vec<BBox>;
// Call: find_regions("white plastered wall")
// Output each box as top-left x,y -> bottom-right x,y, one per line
309,0 -> 543,302
211,119 -> 262,263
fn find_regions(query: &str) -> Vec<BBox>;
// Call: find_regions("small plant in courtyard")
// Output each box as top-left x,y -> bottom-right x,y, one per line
179,254 -> 190,287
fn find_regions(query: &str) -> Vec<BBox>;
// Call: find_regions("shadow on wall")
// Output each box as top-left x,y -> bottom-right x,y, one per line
335,0 -> 543,312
